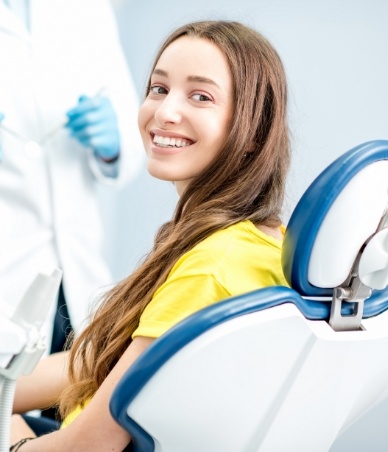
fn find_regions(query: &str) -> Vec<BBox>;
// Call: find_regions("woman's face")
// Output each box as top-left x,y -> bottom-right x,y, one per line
138,36 -> 233,195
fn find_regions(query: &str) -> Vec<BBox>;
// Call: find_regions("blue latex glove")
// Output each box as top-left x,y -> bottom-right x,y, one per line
66,95 -> 120,162
0,112 -> 4,121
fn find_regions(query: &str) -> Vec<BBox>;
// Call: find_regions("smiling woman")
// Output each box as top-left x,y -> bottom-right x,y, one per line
11,20 -> 290,451
139,36 -> 233,195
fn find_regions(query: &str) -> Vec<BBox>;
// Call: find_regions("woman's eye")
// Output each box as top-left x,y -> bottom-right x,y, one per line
192,93 -> 212,102
149,85 -> 168,95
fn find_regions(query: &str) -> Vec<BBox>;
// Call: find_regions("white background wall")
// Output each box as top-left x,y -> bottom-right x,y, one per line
107,1 -> 388,449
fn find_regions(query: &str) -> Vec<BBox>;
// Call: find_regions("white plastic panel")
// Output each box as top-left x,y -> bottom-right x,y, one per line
126,304 -> 388,452
359,229 -> 388,289
308,161 -> 388,288
0,313 -> 26,368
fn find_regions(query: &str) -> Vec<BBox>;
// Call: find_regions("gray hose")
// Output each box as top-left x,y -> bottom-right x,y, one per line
0,375 -> 16,452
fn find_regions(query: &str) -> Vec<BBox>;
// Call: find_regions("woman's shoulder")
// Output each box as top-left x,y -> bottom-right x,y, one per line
173,220 -> 283,276
169,220 -> 287,294
196,220 -> 283,252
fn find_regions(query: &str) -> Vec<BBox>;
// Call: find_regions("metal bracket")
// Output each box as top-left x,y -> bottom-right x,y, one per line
329,245 -> 370,331
329,202 -> 388,331
329,279 -> 371,331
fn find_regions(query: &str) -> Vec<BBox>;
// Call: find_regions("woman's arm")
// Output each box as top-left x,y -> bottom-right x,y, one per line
12,336 -> 154,451
13,351 -> 70,413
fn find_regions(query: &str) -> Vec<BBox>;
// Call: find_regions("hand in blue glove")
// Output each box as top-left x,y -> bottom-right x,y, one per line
66,95 -> 120,162
0,112 -> 4,122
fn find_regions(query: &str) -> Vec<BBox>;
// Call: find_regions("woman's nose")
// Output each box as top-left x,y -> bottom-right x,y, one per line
154,93 -> 182,126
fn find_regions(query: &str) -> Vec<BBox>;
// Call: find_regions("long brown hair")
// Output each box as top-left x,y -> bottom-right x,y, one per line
59,20 -> 290,418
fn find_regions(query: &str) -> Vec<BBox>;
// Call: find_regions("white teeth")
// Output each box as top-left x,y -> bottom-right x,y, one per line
153,134 -> 191,148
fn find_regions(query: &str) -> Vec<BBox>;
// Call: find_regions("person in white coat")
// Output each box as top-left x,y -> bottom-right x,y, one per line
0,0 -> 143,352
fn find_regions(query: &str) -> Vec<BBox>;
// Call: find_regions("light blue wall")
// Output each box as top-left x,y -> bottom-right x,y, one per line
107,1 -> 388,448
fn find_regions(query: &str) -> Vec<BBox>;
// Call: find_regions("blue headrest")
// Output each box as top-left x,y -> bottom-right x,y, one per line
282,140 -> 388,297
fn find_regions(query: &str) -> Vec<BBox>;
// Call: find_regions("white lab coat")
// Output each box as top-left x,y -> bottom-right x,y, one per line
0,0 -> 143,344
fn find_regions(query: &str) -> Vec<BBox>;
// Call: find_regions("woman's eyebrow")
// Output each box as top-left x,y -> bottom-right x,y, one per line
152,68 -> 220,88
187,75 -> 220,88
153,68 -> 167,77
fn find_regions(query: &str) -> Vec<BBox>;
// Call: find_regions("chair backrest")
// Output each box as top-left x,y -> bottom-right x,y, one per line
110,140 -> 388,452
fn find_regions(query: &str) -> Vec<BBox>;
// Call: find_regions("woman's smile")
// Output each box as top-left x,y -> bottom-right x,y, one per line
150,130 -> 195,154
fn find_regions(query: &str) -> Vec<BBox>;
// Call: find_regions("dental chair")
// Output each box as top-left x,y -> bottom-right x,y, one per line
110,140 -> 388,452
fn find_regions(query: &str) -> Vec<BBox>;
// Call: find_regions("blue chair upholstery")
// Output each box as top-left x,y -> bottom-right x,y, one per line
110,140 -> 388,452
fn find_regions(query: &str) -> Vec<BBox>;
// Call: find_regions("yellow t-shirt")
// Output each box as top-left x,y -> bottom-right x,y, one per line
62,220 -> 287,427
132,220 -> 288,339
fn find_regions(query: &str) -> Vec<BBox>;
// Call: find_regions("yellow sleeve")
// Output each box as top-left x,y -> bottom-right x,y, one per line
132,274 -> 230,339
